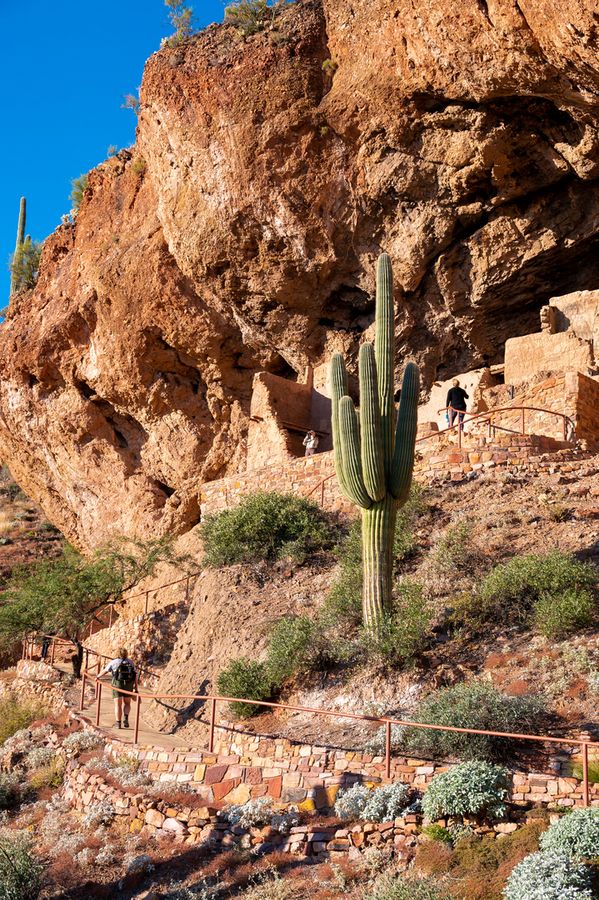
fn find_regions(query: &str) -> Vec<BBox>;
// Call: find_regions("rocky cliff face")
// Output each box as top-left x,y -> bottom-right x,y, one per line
1,0 -> 599,548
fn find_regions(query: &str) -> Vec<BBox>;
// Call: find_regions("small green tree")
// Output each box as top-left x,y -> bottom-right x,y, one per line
163,0 -> 194,46
9,237 -> 42,293
70,173 -> 89,211
0,536 -> 184,675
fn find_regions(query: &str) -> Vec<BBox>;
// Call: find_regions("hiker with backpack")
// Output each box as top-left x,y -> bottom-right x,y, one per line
98,647 -> 137,729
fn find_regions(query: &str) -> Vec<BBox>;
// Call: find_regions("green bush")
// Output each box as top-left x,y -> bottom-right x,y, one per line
421,824 -> 453,844
334,782 -> 411,822
224,0 -> 281,36
201,491 -> 334,567
503,849 -> 593,900
360,580 -> 431,668
422,761 -> 509,821
0,697 -> 47,746
477,552 -> 596,630
163,0 -> 194,47
402,682 -> 545,761
539,808 -> 599,859
366,874 -> 452,900
322,486 -> 426,630
0,833 -> 43,900
216,658 -> 272,718
266,615 -> 316,684
70,173 -> 89,211
533,588 -> 595,638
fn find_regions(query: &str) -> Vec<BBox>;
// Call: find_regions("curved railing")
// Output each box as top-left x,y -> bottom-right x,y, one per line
304,404 -> 576,504
22,633 -> 599,808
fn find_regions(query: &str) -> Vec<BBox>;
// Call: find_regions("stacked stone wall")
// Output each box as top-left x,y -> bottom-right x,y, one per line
101,726 -> 599,812
200,434 -> 584,518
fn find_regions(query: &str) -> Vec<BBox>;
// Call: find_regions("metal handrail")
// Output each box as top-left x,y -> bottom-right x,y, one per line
22,634 -> 598,808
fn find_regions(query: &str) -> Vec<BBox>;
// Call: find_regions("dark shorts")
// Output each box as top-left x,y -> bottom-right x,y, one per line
112,684 -> 135,699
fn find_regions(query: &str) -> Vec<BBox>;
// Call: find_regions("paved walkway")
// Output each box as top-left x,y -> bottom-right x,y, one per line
55,658 -> 197,751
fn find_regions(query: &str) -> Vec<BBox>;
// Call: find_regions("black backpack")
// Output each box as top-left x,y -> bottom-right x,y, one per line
113,659 -> 136,690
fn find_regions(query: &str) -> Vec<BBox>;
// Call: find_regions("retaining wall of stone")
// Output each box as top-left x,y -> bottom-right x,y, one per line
102,727 -> 599,812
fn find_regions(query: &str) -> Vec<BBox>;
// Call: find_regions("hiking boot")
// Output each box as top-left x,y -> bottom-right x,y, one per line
123,716 -> 129,728
114,720 -> 121,729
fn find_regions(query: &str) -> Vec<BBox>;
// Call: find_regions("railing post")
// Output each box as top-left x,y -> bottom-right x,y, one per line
108,606 -> 113,628
321,479 -> 325,507
134,693 -> 141,745
50,638 -> 56,666
21,640 -> 25,661
563,417 -> 567,442
521,407 -> 525,435
185,575 -> 190,604
80,671 -> 87,710
95,681 -> 102,727
209,698 -> 217,753
582,742 -> 590,808
385,720 -> 391,780
458,414 -> 462,449
144,591 -> 149,615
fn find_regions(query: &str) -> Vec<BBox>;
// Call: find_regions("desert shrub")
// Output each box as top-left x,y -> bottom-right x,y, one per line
414,840 -> 455,875
533,588 -> 595,638
221,797 -> 299,833
70,173 -> 89,211
24,747 -> 56,770
322,486 -> 426,630
361,580 -> 431,668
539,808 -> 599,859
82,800 -> 116,829
334,782 -> 410,822
476,552 -> 596,630
422,761 -> 509,821
201,491 -> 334,567
322,521 -> 363,628
163,0 -> 194,47
0,773 -> 23,810
399,681 -> 545,761
364,874 -> 452,900
0,697 -> 47,746
28,757 -> 64,790
131,156 -> 147,176
224,0 -> 285,36
0,832 -> 43,900
421,824 -> 453,844
62,729 -> 103,754
503,849 -> 593,900
217,658 -> 272,718
267,616 -> 320,684
10,237 -> 43,293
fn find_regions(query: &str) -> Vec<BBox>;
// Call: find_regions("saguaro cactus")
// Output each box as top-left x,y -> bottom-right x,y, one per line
331,253 -> 420,631
10,197 -> 26,298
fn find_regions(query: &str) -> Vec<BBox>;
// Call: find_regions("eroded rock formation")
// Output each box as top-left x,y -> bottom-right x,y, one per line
1,0 -> 599,547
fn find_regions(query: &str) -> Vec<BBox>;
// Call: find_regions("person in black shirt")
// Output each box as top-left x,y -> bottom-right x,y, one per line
446,379 -> 469,430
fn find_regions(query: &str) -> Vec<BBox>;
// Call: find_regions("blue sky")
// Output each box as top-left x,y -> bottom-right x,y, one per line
0,0 -> 224,301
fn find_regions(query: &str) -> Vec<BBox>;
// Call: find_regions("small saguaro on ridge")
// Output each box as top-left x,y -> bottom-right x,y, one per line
330,253 -> 420,633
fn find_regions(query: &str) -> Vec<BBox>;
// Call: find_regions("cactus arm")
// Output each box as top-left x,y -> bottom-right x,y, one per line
338,396 -> 372,509
389,362 -> 420,502
358,343 -> 385,502
10,197 -> 26,297
374,252 -> 396,477
330,354 -> 355,502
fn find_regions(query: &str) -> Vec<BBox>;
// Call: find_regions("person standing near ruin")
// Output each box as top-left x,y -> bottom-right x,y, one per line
446,379 -> 469,430
303,430 -> 319,456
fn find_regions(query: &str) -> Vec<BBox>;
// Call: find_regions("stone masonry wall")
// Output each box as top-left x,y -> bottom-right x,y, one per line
101,726 -> 599,813
200,433 -> 578,518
